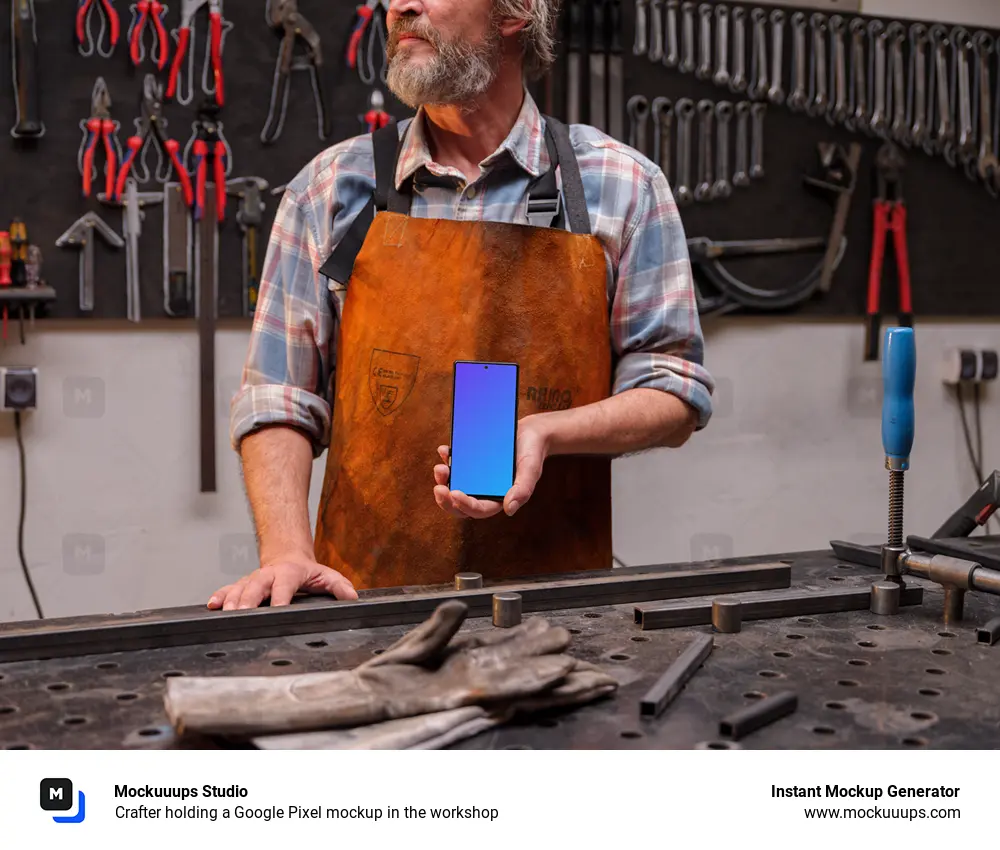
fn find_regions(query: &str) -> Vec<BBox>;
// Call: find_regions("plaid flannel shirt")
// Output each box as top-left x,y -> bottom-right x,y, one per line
230,90 -> 714,456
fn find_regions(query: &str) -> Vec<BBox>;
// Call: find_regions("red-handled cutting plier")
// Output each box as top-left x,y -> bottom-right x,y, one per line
363,89 -> 391,133
128,0 -> 169,69
78,77 -> 120,199
347,0 -> 388,85
167,0 -> 227,107
77,0 -> 121,58
865,142 -> 913,362
114,74 -> 193,206
189,102 -> 228,222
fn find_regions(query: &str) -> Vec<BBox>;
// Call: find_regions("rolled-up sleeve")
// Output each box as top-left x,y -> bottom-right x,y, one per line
229,187 -> 337,456
610,168 -> 714,429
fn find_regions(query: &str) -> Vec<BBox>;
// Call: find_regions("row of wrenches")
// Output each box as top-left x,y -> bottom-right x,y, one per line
633,2 -> 1000,196
627,96 -> 767,204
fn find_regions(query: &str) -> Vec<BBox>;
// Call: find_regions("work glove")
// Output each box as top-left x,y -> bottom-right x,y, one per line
164,600 -> 614,738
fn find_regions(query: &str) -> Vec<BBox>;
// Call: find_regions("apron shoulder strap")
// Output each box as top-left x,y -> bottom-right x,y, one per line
533,117 -> 592,236
319,122 -> 404,284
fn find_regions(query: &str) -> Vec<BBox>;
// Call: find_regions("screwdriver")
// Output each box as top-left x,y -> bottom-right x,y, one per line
880,326 -> 916,586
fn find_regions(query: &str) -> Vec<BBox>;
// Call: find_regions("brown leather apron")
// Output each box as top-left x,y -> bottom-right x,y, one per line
314,116 -> 612,589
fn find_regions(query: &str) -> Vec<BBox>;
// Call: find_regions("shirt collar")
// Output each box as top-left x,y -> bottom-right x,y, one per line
394,88 -> 547,188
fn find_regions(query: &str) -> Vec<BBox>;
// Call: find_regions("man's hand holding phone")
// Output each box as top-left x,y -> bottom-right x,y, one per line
432,414 -> 550,520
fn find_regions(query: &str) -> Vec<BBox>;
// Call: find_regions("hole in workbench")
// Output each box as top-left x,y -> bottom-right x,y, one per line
785,634 -> 805,640
0,706 -> 16,715
902,737 -> 928,747
115,693 -> 139,702
205,651 -> 227,658
584,613 -> 602,619
703,741 -> 736,750
306,640 -> 328,648
797,617 -> 817,625
372,649 -> 385,656
0,674 -> 5,681
857,641 -> 877,648
837,679 -> 860,687
46,683 -> 70,692
812,726 -> 836,736
138,727 -> 164,737
866,625 -> 885,631
271,659 -> 293,667
62,716 -> 88,727
620,730 -> 643,739
937,631 -> 956,638
744,691 -> 766,700
609,654 -> 631,661
758,670 -> 783,679
4,744 -> 30,749
925,668 -> 946,676
931,649 -> 952,656
773,651 -> 793,659
96,662 -> 119,670
630,636 -> 649,642
847,659 -> 870,667
825,701 -> 846,710
910,711 -> 937,722
828,576 -> 846,582
836,564 -> 853,570
918,688 -> 942,697
162,671 -> 185,678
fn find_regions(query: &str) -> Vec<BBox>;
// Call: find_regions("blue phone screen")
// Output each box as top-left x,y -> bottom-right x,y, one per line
450,362 -> 518,499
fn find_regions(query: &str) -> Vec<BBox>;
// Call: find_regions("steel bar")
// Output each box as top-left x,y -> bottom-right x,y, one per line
0,562 -> 791,663
829,539 -> 881,568
639,633 -> 714,718
976,616 -> 1000,645
907,535 -> 1000,571
720,691 -> 798,740
635,584 -> 923,630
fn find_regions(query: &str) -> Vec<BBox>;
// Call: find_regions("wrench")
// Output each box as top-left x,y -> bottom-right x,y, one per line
648,0 -> 664,62
828,15 -> 848,125
748,7 -> 768,101
729,6 -> 747,93
845,17 -> 868,132
993,41 -> 1000,195
633,0 -> 649,56
733,100 -> 750,187
679,2 -> 696,74
927,25 -> 954,156
674,98 -> 695,204
908,24 -> 930,147
975,32 -> 997,182
807,13 -> 828,118
887,23 -> 910,145
696,3 -> 712,80
868,20 -> 888,137
664,0 -> 679,67
787,12 -> 808,112
712,101 -> 733,199
627,94 -> 651,156
713,4 -> 730,88
750,102 -> 766,179
694,99 -> 714,201
652,97 -> 674,182
947,28 -> 974,168
768,9 -> 785,105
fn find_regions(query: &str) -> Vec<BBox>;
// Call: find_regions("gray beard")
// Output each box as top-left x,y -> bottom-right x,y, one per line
387,38 -> 501,108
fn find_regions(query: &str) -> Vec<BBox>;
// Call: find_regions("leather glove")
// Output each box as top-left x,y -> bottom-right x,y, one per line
165,601 -> 596,738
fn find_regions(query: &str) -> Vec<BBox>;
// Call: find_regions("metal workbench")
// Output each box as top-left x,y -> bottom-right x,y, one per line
2,546 -> 999,750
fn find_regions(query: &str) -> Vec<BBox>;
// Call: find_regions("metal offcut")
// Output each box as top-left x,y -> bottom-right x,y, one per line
454,572 -> 483,590
869,581 -> 900,615
639,633 -> 714,719
492,592 -> 522,628
711,598 -> 742,633
719,691 -> 798,740
976,616 -> 1000,646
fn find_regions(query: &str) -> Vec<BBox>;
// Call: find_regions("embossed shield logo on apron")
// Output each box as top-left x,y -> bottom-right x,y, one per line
369,349 -> 420,416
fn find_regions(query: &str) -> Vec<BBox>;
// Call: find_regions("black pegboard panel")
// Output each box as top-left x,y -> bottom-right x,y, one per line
0,0 -> 414,320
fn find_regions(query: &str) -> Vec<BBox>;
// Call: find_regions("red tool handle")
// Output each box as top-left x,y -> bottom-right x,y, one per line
76,0 -> 91,45
864,202 -> 890,361
115,136 -> 144,200
130,0 -> 149,65
81,118 -> 100,197
100,0 -> 121,45
210,11 -> 224,106
213,140 -> 227,221
0,233 -> 11,288
101,119 -> 117,198
166,27 -> 191,99
891,205 -> 913,319
347,7 -> 374,68
152,1 -> 169,69
164,139 -> 194,207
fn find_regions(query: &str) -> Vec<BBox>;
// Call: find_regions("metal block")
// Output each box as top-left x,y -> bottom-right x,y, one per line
720,691 -> 798,741
976,616 -> 1000,646
639,633 -> 714,719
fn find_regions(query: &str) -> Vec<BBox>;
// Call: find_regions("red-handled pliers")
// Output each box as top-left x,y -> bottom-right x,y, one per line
363,89 -> 391,133
79,77 -> 119,198
167,0 -> 225,107
77,0 -> 121,58
189,103 -> 228,222
865,142 -> 913,362
347,0 -> 388,85
129,0 -> 169,69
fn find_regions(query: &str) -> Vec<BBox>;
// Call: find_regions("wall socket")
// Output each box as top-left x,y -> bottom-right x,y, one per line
0,367 -> 38,410
941,349 -> 998,385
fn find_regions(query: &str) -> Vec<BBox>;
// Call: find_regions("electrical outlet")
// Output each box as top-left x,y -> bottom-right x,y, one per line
0,366 -> 38,410
941,348 -> 978,385
981,350 -> 998,382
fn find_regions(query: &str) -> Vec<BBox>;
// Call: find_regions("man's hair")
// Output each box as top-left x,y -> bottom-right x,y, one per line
495,0 -> 562,80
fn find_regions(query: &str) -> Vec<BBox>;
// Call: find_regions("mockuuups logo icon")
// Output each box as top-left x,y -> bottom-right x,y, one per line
40,778 -> 87,823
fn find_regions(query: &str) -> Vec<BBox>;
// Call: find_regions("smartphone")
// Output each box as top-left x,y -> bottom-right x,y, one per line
449,361 -> 519,500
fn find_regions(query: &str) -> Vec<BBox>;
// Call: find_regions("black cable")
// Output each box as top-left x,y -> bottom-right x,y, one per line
956,384 -> 984,484
13,411 -> 43,619
972,384 -> 999,534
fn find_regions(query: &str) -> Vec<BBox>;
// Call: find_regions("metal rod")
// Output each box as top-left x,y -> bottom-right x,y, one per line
942,587 -> 966,623
0,562 -> 791,663
907,535 -> 1000,571
454,573 -> 483,590
720,690 -> 798,740
712,598 -> 742,632
870,580 -> 901,615
976,616 -> 1000,645
639,633 -> 714,718
492,592 -> 522,628
635,585 -> 924,630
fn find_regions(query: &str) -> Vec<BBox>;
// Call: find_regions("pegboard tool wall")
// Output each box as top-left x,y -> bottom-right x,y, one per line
2,1 -> 998,321
0,0 -> 415,320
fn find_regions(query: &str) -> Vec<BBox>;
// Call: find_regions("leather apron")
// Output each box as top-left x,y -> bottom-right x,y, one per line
314,115 -> 612,589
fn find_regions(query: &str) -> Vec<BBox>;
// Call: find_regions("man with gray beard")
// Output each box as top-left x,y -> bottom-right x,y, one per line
217,0 -> 713,609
